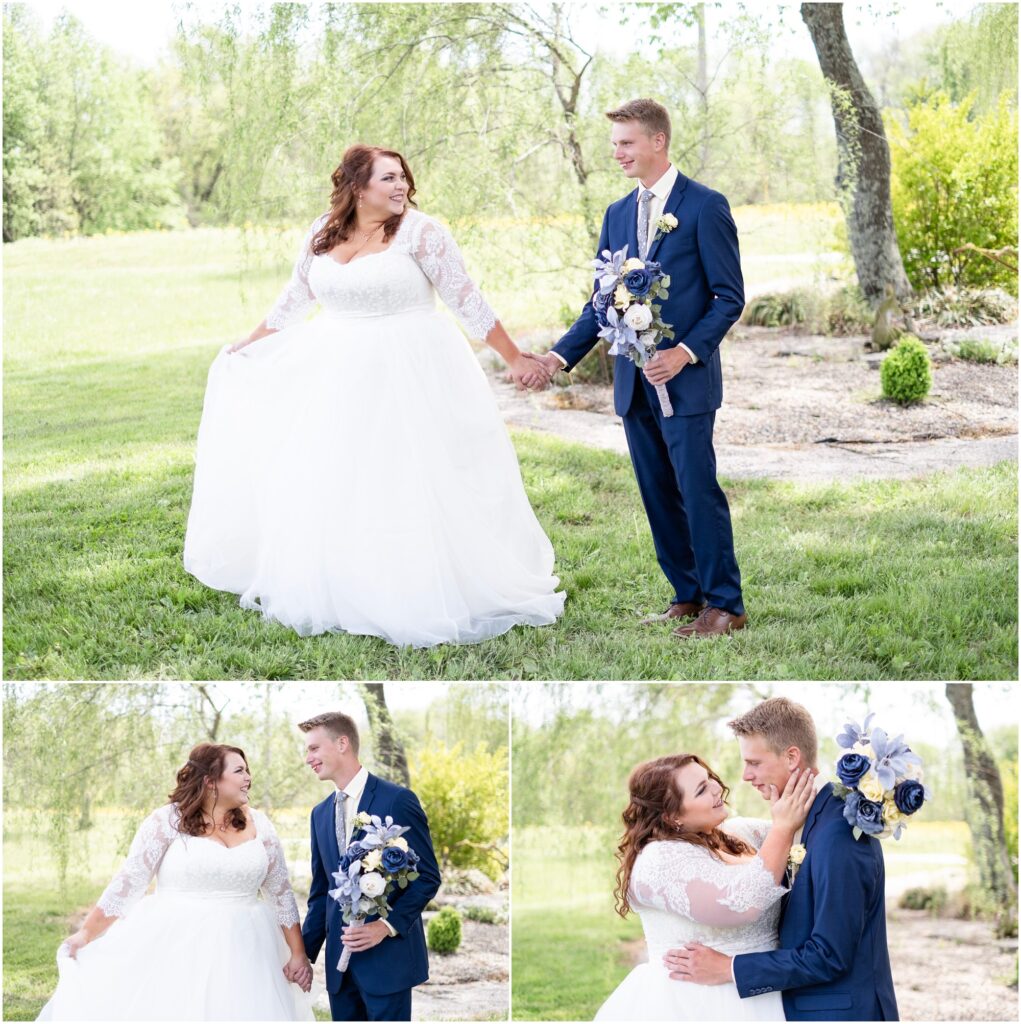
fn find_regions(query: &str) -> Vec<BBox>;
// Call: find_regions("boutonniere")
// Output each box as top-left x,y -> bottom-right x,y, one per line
656,213 -> 678,234
787,843 -> 807,883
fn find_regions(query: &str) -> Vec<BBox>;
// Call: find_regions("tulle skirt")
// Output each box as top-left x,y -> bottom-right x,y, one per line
37,893 -> 312,1020
184,308 -> 565,646
594,963 -> 785,1021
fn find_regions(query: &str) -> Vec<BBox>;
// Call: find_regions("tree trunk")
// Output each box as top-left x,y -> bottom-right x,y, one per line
801,3 -> 912,305
945,683 -> 1017,929
360,683 -> 410,787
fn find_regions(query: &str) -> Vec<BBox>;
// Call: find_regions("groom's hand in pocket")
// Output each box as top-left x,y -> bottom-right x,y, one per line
341,919 -> 391,951
663,942 -> 733,985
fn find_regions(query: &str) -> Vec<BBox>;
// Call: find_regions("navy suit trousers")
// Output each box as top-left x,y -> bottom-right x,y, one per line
329,973 -> 412,1022
622,375 -> 743,614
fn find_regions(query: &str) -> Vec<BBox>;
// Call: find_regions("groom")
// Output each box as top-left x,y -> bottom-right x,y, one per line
531,97 -> 746,638
300,711 -> 442,1022
663,697 -> 899,1021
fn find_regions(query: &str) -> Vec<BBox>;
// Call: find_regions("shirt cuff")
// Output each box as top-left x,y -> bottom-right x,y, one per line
730,954 -> 738,983
550,351 -> 569,369
678,342 -> 698,364
382,919 -> 397,938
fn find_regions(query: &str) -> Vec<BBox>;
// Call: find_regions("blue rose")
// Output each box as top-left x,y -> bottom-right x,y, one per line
623,267 -> 653,297
381,846 -> 409,873
592,289 -> 613,328
894,779 -> 925,815
836,752 -> 872,787
840,790 -> 884,835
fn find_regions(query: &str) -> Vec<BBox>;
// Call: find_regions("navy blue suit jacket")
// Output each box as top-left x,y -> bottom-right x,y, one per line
552,171 -> 744,417
733,785 -> 899,1021
302,774 -> 442,996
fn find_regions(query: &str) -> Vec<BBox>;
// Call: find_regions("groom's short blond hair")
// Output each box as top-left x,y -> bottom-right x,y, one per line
728,697 -> 818,769
605,98 -> 671,148
298,711 -> 360,754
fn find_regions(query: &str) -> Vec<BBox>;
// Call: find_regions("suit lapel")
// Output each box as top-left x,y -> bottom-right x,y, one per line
352,772 -> 378,841
646,172 -> 689,263
624,189 -> 640,262
800,782 -> 834,850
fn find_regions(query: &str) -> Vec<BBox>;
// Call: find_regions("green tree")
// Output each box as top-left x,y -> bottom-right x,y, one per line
889,91 -> 1018,292
410,741 -> 508,879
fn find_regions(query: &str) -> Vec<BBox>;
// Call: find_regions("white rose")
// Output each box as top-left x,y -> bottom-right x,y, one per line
623,304 -> 653,331
359,872 -> 386,897
660,213 -> 678,230
363,849 -> 382,871
622,257 -> 645,272
389,836 -> 409,852
638,330 -> 658,349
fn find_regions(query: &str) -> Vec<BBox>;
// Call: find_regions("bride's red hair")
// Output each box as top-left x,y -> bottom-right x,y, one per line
613,753 -> 754,917
169,743 -> 248,838
311,144 -> 418,256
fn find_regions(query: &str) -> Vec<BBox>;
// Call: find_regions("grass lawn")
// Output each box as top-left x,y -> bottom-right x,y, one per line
510,821 -> 975,1021
4,222 -> 1017,680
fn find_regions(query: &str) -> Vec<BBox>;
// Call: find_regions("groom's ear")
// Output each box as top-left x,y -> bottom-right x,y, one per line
785,746 -> 804,771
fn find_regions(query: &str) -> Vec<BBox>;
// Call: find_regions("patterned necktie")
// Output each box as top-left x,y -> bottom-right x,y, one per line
637,189 -> 655,258
334,790 -> 348,854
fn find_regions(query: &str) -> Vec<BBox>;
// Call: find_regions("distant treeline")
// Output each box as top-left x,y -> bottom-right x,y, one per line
2,3 -> 1016,244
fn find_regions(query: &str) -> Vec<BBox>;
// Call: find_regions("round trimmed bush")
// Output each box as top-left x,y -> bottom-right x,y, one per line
427,906 -> 462,954
880,335 -> 932,405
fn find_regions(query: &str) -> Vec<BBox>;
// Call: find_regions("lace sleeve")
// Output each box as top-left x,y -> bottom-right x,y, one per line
631,840 -> 787,928
95,805 -> 178,919
255,810 -> 301,927
723,817 -> 773,850
409,214 -> 498,339
264,214 -> 327,330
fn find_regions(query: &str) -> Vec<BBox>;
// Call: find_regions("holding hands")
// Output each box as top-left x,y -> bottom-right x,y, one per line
283,952 -> 313,992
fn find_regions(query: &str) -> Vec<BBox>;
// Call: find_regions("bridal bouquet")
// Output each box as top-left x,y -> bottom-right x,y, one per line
591,245 -> 676,417
329,812 -> 421,972
832,713 -> 930,841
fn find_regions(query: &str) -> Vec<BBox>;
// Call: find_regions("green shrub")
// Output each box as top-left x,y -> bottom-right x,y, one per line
742,290 -> 812,327
889,92 -> 1018,294
427,907 -> 463,954
955,339 -> 1004,364
913,286 -> 1018,327
462,904 -> 504,924
898,885 -> 948,912
825,284 -> 873,335
411,742 -> 508,880
881,335 -> 933,404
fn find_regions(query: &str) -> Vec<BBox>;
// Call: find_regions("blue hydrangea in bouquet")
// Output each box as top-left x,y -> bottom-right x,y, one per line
329,812 -> 421,971
591,246 -> 676,417
832,712 -> 931,841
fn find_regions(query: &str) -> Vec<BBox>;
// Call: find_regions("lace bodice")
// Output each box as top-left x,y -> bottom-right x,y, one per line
629,817 -> 786,962
264,208 -> 498,338
95,804 -> 300,927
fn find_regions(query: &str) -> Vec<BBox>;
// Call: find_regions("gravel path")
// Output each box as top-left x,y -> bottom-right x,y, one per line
490,325 -> 1018,483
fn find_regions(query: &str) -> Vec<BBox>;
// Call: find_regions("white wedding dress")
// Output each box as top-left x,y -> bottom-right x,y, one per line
184,208 -> 565,646
38,804 -> 312,1021
595,818 -> 787,1021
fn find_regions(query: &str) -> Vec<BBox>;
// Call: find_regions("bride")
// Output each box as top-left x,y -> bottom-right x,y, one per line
39,744 -> 313,1021
184,142 -> 565,647
595,753 -> 815,1021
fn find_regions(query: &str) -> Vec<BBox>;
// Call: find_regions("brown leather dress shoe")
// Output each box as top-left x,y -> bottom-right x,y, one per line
673,606 -> 748,638
640,601 -> 706,625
